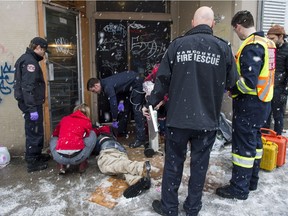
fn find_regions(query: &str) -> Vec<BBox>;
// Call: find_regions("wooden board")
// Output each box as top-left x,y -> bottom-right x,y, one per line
88,176 -> 129,209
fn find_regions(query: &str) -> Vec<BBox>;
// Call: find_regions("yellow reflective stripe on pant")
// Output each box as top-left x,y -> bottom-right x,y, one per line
255,148 -> 263,160
232,153 -> 255,168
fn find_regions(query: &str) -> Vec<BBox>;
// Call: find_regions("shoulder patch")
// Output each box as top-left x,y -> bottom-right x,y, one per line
27,64 -> 35,72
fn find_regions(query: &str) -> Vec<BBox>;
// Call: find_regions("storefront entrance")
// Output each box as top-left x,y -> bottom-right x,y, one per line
95,19 -> 171,123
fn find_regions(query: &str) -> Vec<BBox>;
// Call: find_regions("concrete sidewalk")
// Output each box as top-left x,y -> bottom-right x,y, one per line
0,135 -> 165,216
1,132 -> 288,216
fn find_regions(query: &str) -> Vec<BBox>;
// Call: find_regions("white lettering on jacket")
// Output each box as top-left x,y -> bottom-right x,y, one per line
176,50 -> 220,66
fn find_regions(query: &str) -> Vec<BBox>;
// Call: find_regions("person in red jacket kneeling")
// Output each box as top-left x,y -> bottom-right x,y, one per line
50,103 -> 96,174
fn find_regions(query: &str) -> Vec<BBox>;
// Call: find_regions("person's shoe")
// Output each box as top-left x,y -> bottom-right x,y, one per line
152,200 -> 167,215
249,184 -> 257,191
79,160 -> 88,173
57,163 -> 67,174
129,140 -> 146,148
123,177 -> 151,198
216,185 -> 248,200
142,161 -> 151,178
144,147 -> 155,158
38,154 -> 51,162
27,161 -> 48,173
117,133 -> 129,139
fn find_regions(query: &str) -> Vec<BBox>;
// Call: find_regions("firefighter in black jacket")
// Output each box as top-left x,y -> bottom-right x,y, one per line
142,6 -> 238,216
87,71 -> 146,148
14,37 -> 50,173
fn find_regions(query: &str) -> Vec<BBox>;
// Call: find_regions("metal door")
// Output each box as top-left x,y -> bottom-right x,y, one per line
45,7 -> 81,131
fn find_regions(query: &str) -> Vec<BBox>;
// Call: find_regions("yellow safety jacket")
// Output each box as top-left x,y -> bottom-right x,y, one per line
233,34 -> 276,102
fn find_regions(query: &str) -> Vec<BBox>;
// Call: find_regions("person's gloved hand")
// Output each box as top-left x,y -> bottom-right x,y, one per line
112,121 -> 119,128
280,94 -> 287,104
118,101 -> 125,112
30,111 -> 39,121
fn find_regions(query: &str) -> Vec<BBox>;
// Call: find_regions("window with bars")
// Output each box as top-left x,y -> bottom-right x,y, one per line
261,0 -> 287,34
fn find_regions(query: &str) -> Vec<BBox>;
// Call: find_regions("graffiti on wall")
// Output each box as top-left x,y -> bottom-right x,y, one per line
1,62 -> 15,94
0,43 -> 15,104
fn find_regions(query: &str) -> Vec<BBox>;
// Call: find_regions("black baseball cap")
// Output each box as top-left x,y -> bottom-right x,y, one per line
31,37 -> 48,51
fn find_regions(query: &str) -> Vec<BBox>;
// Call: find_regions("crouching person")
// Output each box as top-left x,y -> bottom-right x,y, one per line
95,134 -> 151,198
50,103 -> 96,174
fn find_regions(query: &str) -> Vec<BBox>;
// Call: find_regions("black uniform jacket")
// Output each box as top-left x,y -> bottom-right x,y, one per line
274,42 -> 288,93
101,71 -> 138,119
146,24 -> 238,130
14,48 -> 45,113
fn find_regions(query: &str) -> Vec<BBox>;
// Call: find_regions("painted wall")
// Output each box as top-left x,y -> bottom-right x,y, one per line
0,1 -> 38,155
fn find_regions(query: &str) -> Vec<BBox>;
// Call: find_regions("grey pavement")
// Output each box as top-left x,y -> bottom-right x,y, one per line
1,132 -> 288,216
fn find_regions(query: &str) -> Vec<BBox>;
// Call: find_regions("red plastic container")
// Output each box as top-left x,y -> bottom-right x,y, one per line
261,128 -> 287,167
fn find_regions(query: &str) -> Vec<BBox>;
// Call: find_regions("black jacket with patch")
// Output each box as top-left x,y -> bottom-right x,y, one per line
14,48 -> 45,113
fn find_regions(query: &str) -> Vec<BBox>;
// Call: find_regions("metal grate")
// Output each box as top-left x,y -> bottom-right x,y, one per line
261,0 -> 287,34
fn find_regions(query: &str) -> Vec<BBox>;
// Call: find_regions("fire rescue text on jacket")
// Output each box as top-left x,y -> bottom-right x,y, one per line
176,50 -> 220,66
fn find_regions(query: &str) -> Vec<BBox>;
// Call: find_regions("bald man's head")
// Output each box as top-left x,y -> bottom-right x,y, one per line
192,6 -> 215,28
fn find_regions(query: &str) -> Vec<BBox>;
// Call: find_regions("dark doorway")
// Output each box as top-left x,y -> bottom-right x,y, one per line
95,19 -> 171,123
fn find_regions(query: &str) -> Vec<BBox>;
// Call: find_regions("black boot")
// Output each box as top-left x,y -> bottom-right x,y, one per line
38,154 -> 51,162
249,184 -> 257,191
144,143 -> 155,158
123,177 -> 151,198
216,185 -> 248,200
27,159 -> 48,173
152,200 -> 167,216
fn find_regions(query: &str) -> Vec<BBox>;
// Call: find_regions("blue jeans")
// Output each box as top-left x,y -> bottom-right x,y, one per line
50,131 -> 96,165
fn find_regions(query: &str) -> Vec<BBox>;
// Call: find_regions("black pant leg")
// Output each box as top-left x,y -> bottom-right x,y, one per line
24,105 -> 44,160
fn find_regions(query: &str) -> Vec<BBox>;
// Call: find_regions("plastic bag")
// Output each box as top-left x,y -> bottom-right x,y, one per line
0,146 -> 10,168
143,81 -> 155,96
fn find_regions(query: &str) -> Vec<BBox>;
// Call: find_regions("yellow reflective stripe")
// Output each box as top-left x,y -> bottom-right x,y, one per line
236,79 -> 257,94
255,148 -> 263,159
258,82 -> 270,101
253,36 -> 275,102
232,153 -> 255,168
246,35 -> 268,44
258,79 -> 266,85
